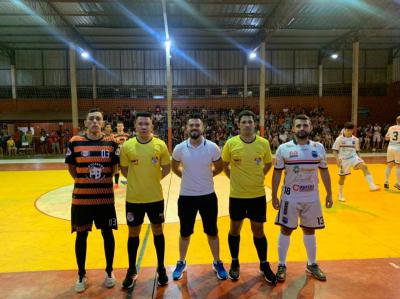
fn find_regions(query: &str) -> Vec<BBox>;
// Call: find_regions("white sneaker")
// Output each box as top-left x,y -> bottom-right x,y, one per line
104,271 -> 116,288
338,196 -> 346,202
75,276 -> 87,293
370,185 -> 380,192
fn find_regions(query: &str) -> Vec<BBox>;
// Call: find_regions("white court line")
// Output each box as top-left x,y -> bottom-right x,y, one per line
389,263 -> 400,269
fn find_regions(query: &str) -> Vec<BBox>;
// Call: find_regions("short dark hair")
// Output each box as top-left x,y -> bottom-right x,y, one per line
188,113 -> 202,121
396,115 -> 400,124
238,110 -> 256,123
344,122 -> 355,129
116,121 -> 124,125
104,122 -> 112,127
135,112 -> 152,120
87,108 -> 103,116
293,114 -> 310,124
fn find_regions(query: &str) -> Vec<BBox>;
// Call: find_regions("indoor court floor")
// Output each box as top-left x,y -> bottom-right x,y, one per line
0,155 -> 399,299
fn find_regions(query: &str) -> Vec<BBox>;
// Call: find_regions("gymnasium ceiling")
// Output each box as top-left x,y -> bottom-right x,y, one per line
0,0 -> 399,53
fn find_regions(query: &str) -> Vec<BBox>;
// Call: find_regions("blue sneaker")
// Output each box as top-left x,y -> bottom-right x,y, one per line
212,261 -> 228,280
172,260 -> 187,280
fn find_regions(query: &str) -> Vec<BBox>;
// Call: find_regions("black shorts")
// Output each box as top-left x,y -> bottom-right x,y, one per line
178,192 -> 218,238
229,195 -> 267,223
71,204 -> 117,233
126,200 -> 165,226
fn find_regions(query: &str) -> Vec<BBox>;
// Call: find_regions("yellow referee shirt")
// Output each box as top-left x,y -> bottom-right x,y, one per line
120,136 -> 170,203
222,135 -> 272,198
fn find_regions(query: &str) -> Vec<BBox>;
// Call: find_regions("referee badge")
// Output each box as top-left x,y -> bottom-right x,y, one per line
126,212 -> 134,223
151,156 -> 159,165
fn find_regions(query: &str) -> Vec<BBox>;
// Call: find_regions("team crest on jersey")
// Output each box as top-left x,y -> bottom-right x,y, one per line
151,156 -> 159,165
88,163 -> 104,180
289,151 -> 298,157
255,157 -> 262,165
81,151 -> 90,157
311,150 -> 318,158
66,148 -> 72,156
352,141 -> 355,144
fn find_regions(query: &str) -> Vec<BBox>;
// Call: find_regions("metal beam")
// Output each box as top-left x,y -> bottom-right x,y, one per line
45,0 -> 275,3
0,12 -> 268,18
16,0 -> 91,50
250,0 -> 309,50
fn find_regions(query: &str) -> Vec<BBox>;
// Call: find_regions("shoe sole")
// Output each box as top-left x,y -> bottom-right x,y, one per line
212,265 -> 228,280
172,265 -> 187,281
259,270 -> 277,285
228,273 -> 240,281
276,276 -> 286,283
305,268 -> 327,281
157,280 -> 168,286
121,275 -> 138,289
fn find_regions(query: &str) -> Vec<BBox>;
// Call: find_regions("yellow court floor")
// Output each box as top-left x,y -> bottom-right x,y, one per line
0,163 -> 399,274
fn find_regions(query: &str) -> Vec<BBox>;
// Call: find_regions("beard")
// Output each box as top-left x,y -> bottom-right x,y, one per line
189,130 -> 200,139
296,130 -> 310,139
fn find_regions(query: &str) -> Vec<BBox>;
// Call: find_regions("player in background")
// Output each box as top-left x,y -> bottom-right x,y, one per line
113,121 -> 130,188
332,122 -> 380,202
384,116 -> 400,190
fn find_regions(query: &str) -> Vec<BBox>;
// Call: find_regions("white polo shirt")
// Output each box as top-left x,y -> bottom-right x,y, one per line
172,137 -> 221,196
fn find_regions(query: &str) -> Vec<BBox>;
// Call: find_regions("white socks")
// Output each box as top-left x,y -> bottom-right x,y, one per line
365,174 -> 377,189
385,166 -> 392,184
278,233 -> 290,266
303,234 -> 317,266
338,184 -> 344,198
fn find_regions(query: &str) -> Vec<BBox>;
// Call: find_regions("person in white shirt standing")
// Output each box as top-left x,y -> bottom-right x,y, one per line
384,115 -> 400,190
171,113 -> 228,281
332,122 -> 380,202
272,114 -> 333,282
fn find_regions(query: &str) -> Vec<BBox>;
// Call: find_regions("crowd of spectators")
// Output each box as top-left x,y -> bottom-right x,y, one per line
0,106 -> 392,157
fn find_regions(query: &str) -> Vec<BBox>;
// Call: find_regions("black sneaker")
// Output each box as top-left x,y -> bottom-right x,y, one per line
384,183 -> 389,189
276,264 -> 287,282
259,262 -> 277,285
122,268 -> 138,289
228,260 -> 240,281
306,263 -> 326,281
157,266 -> 168,286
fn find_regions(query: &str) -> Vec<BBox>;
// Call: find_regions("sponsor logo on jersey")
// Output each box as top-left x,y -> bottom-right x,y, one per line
289,151 -> 298,157
88,163 -> 104,180
81,150 -> 90,157
292,184 -> 314,192
293,165 -> 300,173
282,216 -> 288,224
301,168 -> 315,172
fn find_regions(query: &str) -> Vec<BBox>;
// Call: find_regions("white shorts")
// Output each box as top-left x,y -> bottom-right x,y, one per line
339,156 -> 364,176
275,199 -> 324,229
373,134 -> 381,143
387,147 -> 400,164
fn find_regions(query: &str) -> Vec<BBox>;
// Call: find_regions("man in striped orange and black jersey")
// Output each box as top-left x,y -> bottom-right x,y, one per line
65,108 -> 120,293
113,121 -> 130,188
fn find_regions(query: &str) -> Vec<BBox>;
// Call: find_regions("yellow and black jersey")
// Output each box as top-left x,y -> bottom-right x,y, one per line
65,134 -> 120,205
